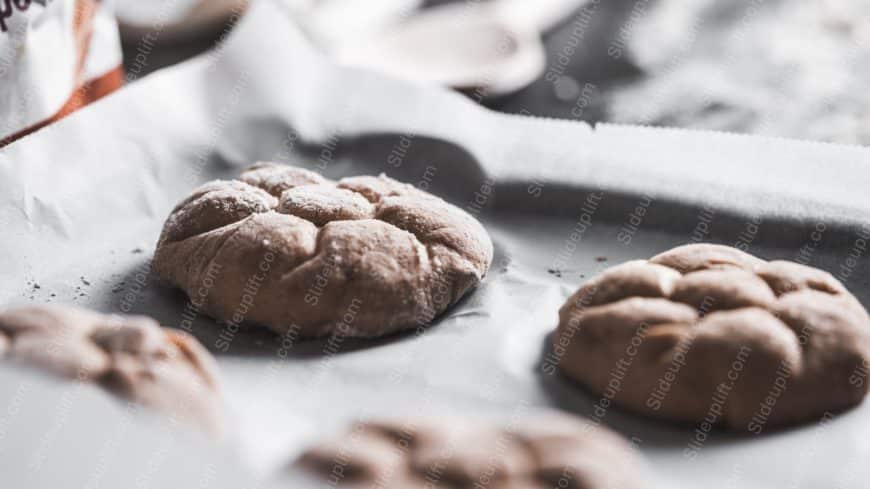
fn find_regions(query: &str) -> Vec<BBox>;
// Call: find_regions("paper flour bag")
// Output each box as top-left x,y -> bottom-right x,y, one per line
0,0 -> 122,145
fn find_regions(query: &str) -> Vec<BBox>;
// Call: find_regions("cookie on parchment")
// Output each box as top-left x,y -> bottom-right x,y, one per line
0,305 -> 223,434
555,243 -> 870,431
154,163 -> 493,339
297,415 -> 649,489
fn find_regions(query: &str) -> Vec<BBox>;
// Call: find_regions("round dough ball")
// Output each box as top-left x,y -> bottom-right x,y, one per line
297,415 -> 649,489
154,163 -> 493,339
555,243 -> 870,431
0,305 -> 223,435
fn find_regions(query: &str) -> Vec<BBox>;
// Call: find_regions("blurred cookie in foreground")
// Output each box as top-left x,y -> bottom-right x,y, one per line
296,415 -> 649,489
0,305 -> 223,434
154,163 -> 493,339
555,243 -> 870,431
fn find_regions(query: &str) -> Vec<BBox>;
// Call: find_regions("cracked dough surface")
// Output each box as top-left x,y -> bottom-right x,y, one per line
555,243 -> 870,430
297,415 -> 648,489
154,163 -> 493,339
0,305 -> 223,434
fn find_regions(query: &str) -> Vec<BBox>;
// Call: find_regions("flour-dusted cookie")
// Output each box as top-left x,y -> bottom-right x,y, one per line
0,305 -> 223,434
555,243 -> 870,431
154,163 -> 493,339
296,415 -> 649,489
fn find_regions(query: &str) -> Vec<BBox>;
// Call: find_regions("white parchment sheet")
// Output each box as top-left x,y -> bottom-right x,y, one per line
2,1 -> 870,488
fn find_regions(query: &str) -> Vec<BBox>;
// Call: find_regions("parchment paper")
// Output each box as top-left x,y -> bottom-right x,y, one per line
0,365 -> 266,488
2,1 -> 870,488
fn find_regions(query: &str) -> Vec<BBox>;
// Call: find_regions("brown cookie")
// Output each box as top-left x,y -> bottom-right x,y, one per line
296,415 -> 649,489
154,163 -> 493,339
0,305 -> 223,434
555,243 -> 870,431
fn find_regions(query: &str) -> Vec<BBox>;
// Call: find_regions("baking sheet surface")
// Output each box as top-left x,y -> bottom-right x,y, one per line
2,1 -> 870,488
486,0 -> 870,146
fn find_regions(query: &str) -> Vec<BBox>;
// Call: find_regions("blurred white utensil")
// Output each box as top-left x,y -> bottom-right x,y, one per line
306,0 -> 590,97
494,0 -> 594,32
299,0 -> 424,49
